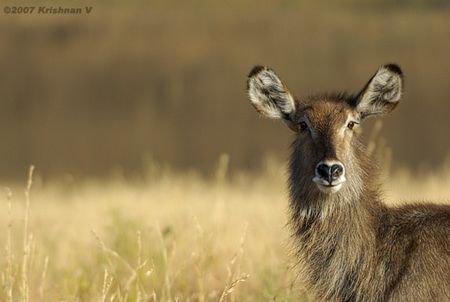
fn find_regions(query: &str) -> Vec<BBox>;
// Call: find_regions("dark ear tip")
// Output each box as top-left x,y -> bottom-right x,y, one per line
384,63 -> 403,77
248,65 -> 266,78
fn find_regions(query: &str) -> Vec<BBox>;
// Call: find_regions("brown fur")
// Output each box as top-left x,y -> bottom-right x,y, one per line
247,66 -> 450,302
288,99 -> 450,301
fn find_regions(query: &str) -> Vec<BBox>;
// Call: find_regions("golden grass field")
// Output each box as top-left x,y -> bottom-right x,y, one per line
0,2 -> 449,301
1,154 -> 449,302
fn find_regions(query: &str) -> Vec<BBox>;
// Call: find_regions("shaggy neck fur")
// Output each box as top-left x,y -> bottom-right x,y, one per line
288,137 -> 385,302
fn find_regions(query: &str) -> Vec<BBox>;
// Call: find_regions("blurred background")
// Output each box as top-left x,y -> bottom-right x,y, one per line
1,0 -> 449,180
1,2 -> 449,300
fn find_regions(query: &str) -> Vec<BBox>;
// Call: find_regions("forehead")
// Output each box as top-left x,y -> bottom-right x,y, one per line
301,98 -> 353,127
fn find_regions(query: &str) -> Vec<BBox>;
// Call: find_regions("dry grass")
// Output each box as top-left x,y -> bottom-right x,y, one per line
0,3 -> 448,300
0,158 -> 449,301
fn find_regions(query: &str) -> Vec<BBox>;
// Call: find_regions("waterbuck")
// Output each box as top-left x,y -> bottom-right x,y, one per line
246,64 -> 450,302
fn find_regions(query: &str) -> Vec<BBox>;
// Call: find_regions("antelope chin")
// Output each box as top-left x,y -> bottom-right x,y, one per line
313,177 -> 345,194
316,183 -> 343,194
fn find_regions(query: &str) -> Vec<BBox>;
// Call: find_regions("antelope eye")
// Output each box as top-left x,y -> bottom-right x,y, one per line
299,121 -> 308,132
347,121 -> 355,130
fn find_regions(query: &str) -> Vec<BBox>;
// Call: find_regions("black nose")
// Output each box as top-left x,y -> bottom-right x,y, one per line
316,163 -> 344,183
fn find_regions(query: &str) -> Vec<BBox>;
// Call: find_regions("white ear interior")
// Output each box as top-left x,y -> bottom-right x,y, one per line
247,67 -> 295,119
357,65 -> 403,116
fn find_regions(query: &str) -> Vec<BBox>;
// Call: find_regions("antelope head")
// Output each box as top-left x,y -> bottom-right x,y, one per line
247,64 -> 403,194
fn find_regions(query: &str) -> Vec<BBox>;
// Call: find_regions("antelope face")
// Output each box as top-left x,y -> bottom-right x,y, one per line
297,100 -> 357,193
247,64 -> 403,194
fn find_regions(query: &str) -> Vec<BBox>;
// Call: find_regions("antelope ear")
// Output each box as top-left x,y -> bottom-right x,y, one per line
354,64 -> 403,118
247,65 -> 296,124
